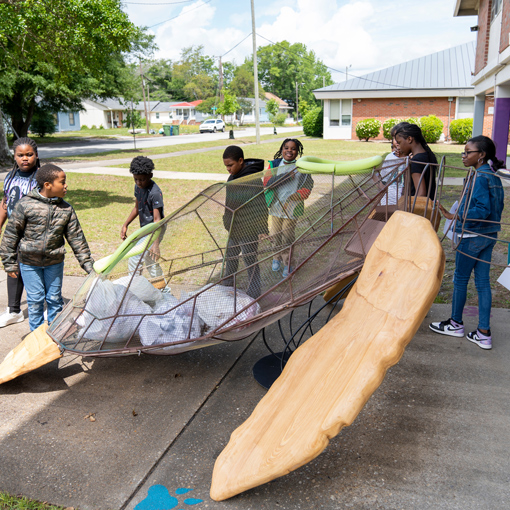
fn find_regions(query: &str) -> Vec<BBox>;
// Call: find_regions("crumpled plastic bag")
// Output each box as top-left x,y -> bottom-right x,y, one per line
112,275 -> 164,307
194,285 -> 261,330
76,278 -> 152,342
139,294 -> 202,346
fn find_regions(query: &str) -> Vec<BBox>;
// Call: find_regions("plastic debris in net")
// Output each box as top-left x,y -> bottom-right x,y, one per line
76,278 -> 152,342
193,285 -> 261,330
48,154 -> 449,357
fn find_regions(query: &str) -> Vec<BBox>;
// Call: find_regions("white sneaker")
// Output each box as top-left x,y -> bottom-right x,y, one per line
0,308 -> 25,328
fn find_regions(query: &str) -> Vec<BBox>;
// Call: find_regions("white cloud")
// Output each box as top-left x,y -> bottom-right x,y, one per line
133,0 -> 476,81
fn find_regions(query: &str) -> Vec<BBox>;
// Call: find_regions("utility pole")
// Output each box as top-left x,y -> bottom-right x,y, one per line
296,81 -> 304,124
251,0 -> 260,144
139,60 -> 150,134
219,56 -> 224,102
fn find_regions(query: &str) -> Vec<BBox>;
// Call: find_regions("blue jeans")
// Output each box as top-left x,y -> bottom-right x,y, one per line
19,262 -> 64,331
451,234 -> 497,331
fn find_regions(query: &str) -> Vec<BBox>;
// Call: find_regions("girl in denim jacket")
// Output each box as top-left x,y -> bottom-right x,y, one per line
430,136 -> 504,349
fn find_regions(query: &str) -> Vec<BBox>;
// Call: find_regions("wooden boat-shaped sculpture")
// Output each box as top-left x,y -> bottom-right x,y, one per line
0,153 -> 442,384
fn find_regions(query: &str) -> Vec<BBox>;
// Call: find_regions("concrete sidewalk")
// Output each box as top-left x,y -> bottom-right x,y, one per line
0,269 -> 509,509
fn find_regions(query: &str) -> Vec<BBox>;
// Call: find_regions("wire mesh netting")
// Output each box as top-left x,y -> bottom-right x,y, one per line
47,157 -> 447,356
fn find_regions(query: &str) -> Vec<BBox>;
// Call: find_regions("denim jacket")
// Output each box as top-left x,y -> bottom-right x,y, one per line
455,163 -> 504,234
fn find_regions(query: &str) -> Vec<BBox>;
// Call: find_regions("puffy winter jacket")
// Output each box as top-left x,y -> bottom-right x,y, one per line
0,189 -> 94,273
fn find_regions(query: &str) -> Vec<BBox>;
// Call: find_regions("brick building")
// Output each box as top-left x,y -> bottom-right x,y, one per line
455,0 -> 510,162
313,42 -> 489,141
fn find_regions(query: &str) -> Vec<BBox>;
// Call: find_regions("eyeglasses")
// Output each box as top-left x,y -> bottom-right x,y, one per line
461,150 -> 480,156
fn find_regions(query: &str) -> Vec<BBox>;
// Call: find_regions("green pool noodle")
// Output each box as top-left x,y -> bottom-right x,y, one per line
296,155 -> 383,175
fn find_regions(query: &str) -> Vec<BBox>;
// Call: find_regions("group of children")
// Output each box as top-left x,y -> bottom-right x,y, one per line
0,137 -> 310,331
0,131 -> 505,352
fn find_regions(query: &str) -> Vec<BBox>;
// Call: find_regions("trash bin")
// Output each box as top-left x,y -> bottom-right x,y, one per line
170,125 -> 173,136
172,125 -> 180,136
163,124 -> 171,136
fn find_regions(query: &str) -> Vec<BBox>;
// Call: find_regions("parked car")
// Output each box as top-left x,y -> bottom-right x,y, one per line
199,119 -> 225,133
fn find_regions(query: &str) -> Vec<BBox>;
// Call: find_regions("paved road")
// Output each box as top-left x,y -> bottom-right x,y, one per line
37,126 -> 303,159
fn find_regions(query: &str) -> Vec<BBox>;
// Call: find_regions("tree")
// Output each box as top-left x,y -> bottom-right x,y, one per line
145,59 -> 174,102
230,62 -> 265,100
0,0 -> 154,146
30,109 -> 56,138
255,41 -> 333,110
266,98 -> 279,127
169,45 -> 217,101
217,90 -> 240,129
196,96 -> 219,115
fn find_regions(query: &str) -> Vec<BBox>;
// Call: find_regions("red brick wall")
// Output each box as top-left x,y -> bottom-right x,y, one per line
351,97 -> 457,139
500,0 -> 510,52
475,0 -> 491,75
483,96 -> 495,136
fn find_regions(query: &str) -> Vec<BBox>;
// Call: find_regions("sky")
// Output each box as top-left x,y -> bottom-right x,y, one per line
122,0 -> 479,83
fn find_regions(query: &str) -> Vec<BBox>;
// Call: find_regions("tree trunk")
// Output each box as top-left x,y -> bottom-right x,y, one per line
10,93 -> 36,139
0,108 -> 13,167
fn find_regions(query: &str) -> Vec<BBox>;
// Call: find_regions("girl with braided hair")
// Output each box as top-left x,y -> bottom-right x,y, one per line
263,138 -> 313,278
0,137 -> 40,328
394,123 -> 438,199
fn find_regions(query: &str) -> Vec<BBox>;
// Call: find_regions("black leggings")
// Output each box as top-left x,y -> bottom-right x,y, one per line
7,272 -> 24,314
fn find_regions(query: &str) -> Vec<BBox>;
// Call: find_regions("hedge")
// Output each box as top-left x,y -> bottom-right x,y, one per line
355,118 -> 381,141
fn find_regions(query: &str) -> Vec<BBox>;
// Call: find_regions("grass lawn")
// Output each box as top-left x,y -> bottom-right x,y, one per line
106,138 -> 469,176
59,173 -> 218,275
0,492 -> 65,510
49,130 -> 304,164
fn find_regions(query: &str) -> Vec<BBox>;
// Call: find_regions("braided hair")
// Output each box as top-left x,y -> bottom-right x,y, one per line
12,137 -> 40,172
468,135 -> 505,170
393,124 -> 437,166
273,138 -> 304,160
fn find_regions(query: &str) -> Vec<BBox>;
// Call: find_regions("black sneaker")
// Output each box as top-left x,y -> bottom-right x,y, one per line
429,318 -> 464,337
466,330 -> 492,350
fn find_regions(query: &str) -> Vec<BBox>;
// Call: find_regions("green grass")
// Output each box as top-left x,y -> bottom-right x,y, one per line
60,173 -> 218,275
0,492 -> 65,510
50,131 -> 304,163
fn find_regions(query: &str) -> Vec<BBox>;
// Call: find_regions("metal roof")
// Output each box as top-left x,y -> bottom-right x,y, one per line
315,41 -> 475,93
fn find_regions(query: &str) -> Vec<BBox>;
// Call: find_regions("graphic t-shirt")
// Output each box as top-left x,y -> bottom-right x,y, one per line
3,168 -> 38,218
134,180 -> 164,227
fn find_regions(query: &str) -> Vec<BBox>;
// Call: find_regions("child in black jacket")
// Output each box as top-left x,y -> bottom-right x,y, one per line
222,146 -> 268,298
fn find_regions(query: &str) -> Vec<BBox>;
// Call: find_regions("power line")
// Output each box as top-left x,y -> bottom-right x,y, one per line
148,0 -> 212,28
221,32 -> 252,58
255,33 -> 411,90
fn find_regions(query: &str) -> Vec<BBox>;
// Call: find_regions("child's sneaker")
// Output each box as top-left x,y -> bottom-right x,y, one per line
429,318 -> 464,337
282,265 -> 293,278
272,260 -> 281,272
466,330 -> 492,350
0,308 -> 24,328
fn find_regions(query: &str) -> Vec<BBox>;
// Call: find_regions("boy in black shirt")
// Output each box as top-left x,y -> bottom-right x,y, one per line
222,146 -> 268,298
121,156 -> 164,277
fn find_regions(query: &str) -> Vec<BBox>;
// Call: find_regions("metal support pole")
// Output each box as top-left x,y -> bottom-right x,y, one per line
251,0 -> 260,144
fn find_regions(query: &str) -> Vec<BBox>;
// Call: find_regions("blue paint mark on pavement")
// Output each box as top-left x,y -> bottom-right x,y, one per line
135,485 -> 204,509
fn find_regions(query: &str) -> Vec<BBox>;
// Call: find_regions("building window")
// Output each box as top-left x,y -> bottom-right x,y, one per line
491,0 -> 502,22
156,112 -> 160,119
457,97 -> 475,119
69,112 -> 75,125
330,99 -> 351,127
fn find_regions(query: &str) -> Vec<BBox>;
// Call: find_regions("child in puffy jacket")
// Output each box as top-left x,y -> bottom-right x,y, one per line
0,164 -> 94,331
263,138 -> 313,278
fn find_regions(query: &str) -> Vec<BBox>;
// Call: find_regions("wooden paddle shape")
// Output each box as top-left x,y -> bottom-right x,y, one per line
0,324 -> 62,384
210,211 -> 445,501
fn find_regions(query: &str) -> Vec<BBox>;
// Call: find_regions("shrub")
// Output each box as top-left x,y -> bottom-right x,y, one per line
355,118 -> 381,141
30,110 -> 56,138
80,124 -> 89,130
90,124 -> 97,129
382,118 -> 399,140
450,118 -> 473,144
302,107 -> 323,137
99,124 -> 104,129
273,112 -> 287,126
403,117 -> 420,126
420,115 -> 443,143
